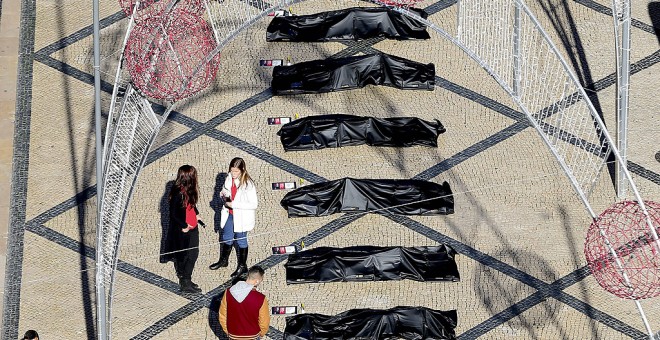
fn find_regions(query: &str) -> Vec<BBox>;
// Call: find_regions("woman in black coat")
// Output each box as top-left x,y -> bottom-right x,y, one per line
166,165 -> 202,293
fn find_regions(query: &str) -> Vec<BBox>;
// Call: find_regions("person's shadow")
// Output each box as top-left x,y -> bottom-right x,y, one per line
208,291 -> 230,339
650,2 -> 660,46
159,180 -> 175,264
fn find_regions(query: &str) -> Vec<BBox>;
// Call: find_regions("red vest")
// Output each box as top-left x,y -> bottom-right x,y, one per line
226,289 -> 265,337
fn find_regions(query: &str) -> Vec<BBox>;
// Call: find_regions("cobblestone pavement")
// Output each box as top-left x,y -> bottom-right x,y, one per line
3,0 -> 660,339
0,0 -> 21,331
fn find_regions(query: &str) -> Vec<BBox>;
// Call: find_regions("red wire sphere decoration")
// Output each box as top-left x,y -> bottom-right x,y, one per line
124,10 -> 221,101
118,0 -> 204,22
584,200 -> 660,300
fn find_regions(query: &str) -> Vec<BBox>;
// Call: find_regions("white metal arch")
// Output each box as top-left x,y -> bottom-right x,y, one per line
97,0 -> 658,338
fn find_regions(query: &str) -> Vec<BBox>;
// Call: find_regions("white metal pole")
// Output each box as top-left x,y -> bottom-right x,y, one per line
513,1 -> 521,97
615,0 -> 631,198
93,0 -> 107,338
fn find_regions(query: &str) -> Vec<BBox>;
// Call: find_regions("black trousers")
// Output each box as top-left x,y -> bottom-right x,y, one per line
174,227 -> 199,279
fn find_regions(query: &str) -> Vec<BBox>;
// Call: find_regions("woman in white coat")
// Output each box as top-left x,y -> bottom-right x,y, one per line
209,157 -> 258,277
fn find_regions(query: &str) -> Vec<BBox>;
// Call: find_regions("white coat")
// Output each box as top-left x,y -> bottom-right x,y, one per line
220,176 -> 258,233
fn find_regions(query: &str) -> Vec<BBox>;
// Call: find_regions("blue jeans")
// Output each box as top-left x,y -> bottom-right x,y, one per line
222,214 -> 248,248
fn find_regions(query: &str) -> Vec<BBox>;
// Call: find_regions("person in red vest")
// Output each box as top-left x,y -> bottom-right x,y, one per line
219,265 -> 270,339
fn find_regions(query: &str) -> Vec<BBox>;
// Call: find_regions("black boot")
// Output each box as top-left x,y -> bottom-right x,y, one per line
175,261 -> 199,289
209,243 -> 233,270
184,277 -> 199,290
180,278 -> 202,293
230,247 -> 248,277
174,261 -> 182,278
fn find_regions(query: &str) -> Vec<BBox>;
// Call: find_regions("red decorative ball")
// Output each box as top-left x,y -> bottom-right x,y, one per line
124,11 -> 221,101
585,201 -> 660,300
118,0 -> 204,21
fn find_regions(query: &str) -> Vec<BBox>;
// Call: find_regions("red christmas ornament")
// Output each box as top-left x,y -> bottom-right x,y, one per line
585,200 -> 660,300
118,0 -> 204,22
124,10 -> 220,101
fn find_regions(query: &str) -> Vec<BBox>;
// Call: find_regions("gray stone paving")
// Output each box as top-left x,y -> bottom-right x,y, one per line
3,0 -> 660,339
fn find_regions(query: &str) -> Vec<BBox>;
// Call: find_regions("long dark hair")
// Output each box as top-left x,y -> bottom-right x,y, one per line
170,165 -> 199,207
229,157 -> 253,188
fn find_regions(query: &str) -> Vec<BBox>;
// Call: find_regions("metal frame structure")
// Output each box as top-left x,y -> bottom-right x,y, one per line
612,0 -> 631,198
94,0 -> 657,338
424,0 -> 658,336
96,3 -> 139,338
92,0 -> 105,337
96,84 -> 162,339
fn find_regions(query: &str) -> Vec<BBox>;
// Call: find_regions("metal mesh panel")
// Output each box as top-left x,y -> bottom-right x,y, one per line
452,0 -> 657,335
99,83 -> 161,327
517,10 -> 610,198
457,0 -> 610,200
204,0 -> 289,48
457,0 -> 515,91
104,15 -> 136,167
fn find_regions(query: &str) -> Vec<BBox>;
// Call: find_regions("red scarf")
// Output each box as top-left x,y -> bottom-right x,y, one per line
229,179 -> 237,215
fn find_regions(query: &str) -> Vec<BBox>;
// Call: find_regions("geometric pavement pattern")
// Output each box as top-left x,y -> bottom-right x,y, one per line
4,0 -> 660,339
